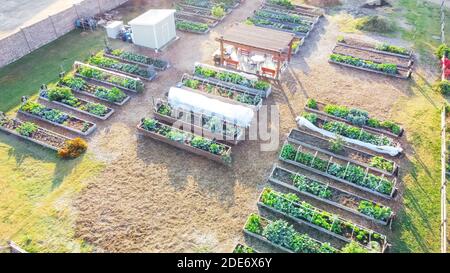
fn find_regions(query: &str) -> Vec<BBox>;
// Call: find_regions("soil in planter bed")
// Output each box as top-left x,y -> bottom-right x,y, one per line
333,45 -> 411,68
2,119 -> 67,148
342,38 -> 410,56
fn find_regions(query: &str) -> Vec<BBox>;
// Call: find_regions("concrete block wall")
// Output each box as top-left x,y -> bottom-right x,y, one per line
0,0 -> 129,68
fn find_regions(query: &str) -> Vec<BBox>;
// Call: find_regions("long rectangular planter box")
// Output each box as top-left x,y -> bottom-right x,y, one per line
18,110 -> 96,136
251,22 -> 309,38
137,121 -> 231,165
336,42 -> 413,61
261,3 -> 322,19
286,136 -> 398,177
103,52 -> 169,71
67,85 -> 131,106
260,5 -> 318,24
88,63 -> 157,82
153,111 -> 243,145
278,154 -> 397,199
267,164 -> 393,226
0,120 -> 69,151
243,229 -> 293,253
256,191 -> 389,252
328,59 -> 412,79
175,12 -> 219,27
304,101 -> 404,138
75,73 -> 139,93
39,95 -> 114,121
193,64 -> 272,98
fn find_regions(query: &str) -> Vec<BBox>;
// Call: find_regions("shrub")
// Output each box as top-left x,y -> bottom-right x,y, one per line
211,5 -> 225,18
58,138 -> 88,159
306,98 -> 318,109
436,44 -> 450,59
355,16 -> 396,33
16,122 -> 38,137
433,80 -> 450,95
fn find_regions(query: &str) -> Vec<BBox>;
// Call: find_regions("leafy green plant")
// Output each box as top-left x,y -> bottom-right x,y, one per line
375,43 -> 409,55
157,104 -> 172,116
322,120 -> 392,146
370,156 -> 394,173
292,174 -> 332,199
330,53 -> 398,74
244,213 -> 263,234
94,86 -> 127,103
324,104 -> 349,118
142,118 -> 158,131
358,200 -> 392,222
176,20 -> 209,32
302,113 -> 318,124
211,5 -> 225,18
82,102 -> 108,116
433,80 -> 450,95
306,98 -> 318,109
233,244 -> 255,253
341,241 -> 369,253
329,136 -> 344,153
16,122 -> 38,137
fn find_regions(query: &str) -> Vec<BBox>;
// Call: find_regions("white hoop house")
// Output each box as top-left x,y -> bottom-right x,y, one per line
168,87 -> 254,128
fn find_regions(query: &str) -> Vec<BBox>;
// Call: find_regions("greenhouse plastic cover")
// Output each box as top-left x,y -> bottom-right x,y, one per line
296,116 -> 403,156
168,87 -> 254,127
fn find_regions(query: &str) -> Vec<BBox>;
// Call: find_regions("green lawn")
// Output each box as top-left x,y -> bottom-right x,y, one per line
0,30 -> 107,113
0,30 -> 108,252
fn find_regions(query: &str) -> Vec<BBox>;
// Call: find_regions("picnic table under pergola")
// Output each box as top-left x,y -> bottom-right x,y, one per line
215,23 -> 297,80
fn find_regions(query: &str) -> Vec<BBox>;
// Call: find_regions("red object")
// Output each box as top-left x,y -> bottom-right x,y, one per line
261,67 -> 276,78
225,59 -> 239,69
441,57 -> 450,69
445,69 -> 450,78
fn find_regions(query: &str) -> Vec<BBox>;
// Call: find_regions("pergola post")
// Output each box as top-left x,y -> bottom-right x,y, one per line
220,36 -> 225,66
276,50 -> 282,80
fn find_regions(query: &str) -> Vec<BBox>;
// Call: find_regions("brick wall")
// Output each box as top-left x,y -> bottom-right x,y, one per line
0,0 -> 129,68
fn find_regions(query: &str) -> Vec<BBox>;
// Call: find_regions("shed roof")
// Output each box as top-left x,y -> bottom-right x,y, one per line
218,24 -> 296,54
129,9 -> 175,26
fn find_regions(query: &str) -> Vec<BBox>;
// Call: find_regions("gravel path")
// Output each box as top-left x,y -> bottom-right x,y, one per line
72,0 -> 415,252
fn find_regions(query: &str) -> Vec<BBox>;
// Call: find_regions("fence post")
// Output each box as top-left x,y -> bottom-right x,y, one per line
441,105 -> 448,253
19,27 -> 32,52
49,15 -> 58,38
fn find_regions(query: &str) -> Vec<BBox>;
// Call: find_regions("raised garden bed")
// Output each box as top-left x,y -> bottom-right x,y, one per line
329,53 -> 412,79
301,113 -> 400,149
177,3 -> 225,20
333,44 -> 412,69
268,165 -> 394,226
284,138 -> 396,178
0,116 -> 69,151
180,74 -> 262,109
39,87 -> 114,120
233,243 -> 257,253
243,213 -> 337,253
104,49 -> 169,71
258,187 -> 389,252
58,74 -> 130,106
176,19 -> 210,34
153,100 -> 244,145
88,52 -> 157,81
263,0 -> 323,17
305,99 -> 403,138
194,63 -> 272,98
175,12 -> 219,27
256,8 -> 316,25
287,128 -> 398,176
19,101 -> 96,136
338,37 -> 413,59
74,61 -> 144,93
137,118 -> 232,164
246,16 -> 310,38
279,142 -> 397,199
180,1 -> 232,13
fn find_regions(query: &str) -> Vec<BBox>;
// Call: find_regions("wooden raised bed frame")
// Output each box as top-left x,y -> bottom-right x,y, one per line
39,93 -> 114,121
175,19 -> 211,34
153,102 -> 244,145
256,189 -> 389,252
137,120 -> 232,165
243,215 -> 335,253
0,118 -> 70,151
286,133 -> 398,177
193,63 -> 272,98
18,110 -> 96,136
304,100 -> 404,138
267,165 -> 394,226
89,58 -> 157,82
329,59 -> 412,79
103,52 -> 169,71
59,80 -> 131,107
74,61 -> 144,93
336,41 -> 413,61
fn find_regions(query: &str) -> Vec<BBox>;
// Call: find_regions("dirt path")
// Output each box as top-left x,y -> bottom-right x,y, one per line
74,0 -> 415,252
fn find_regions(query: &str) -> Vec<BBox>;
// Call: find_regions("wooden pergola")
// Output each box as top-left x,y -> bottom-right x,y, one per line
215,23 -> 296,79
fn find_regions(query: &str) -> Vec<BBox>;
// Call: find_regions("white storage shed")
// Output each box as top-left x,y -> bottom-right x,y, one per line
129,9 -> 177,50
